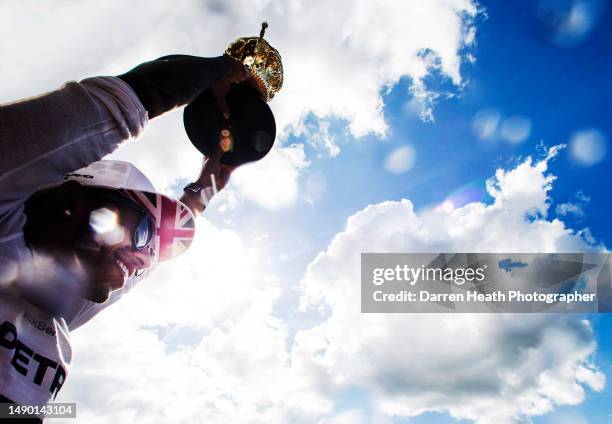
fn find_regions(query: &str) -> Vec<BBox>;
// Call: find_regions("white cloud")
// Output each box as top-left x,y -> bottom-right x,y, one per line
296,147 -> 605,423
5,2 -> 606,423
303,171 -> 328,204
1,0 -> 479,208
326,410 -> 368,424
556,190 -> 590,219
384,145 -> 416,174
53,147 -> 607,424
270,0 -> 479,136
569,129 -> 607,166
294,119 -> 341,158
58,218 -> 331,423
544,410 -> 590,424
231,144 -> 310,210
556,202 -> 585,218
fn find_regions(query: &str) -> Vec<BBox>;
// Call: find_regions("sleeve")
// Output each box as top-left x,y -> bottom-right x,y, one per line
0,77 -> 150,328
0,76 -> 149,238
117,55 -> 230,119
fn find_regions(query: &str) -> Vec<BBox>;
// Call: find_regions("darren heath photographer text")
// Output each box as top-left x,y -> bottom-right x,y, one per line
370,265 -> 596,304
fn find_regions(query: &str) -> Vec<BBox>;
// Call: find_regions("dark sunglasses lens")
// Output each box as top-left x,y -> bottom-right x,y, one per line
134,215 -> 154,249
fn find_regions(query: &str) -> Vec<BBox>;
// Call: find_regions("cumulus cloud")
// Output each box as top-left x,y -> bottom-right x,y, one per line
231,143 -> 309,210
297,147 -> 605,423
544,411 -> 590,424
7,2 -> 606,423
55,147 -> 607,424
384,145 -> 416,175
268,0 -> 479,136
58,218 -> 331,423
1,0 -> 479,210
326,410 -> 369,424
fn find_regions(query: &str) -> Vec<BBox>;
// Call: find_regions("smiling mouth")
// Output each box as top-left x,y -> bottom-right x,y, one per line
114,257 -> 131,280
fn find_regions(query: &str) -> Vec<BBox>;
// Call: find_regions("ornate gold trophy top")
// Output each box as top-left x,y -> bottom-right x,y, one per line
225,22 -> 283,101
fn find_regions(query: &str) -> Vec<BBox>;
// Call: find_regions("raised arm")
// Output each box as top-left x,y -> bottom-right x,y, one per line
0,77 -> 148,213
117,54 -> 248,119
0,55 -> 245,214
180,148 -> 236,215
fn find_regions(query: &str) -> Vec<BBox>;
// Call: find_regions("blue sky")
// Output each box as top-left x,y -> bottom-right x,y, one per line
185,1 -> 612,422
2,0 -> 611,422
204,1 -> 612,421
201,0 -> 612,274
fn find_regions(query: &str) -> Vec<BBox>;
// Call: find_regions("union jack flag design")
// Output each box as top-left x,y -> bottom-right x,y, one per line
125,190 -> 196,262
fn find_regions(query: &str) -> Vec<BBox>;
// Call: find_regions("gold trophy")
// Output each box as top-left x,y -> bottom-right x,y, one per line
224,22 -> 284,102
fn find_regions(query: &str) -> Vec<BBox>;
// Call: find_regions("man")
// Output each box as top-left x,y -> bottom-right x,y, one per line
0,53 -> 271,421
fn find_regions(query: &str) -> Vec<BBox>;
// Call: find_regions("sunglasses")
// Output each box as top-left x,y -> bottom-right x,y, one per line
85,188 -> 156,254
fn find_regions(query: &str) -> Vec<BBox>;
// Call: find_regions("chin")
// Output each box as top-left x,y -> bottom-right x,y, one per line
78,254 -> 127,302
85,288 -> 112,304
84,274 -> 125,303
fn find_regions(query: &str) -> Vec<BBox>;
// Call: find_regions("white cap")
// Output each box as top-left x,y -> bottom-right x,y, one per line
65,160 -> 196,262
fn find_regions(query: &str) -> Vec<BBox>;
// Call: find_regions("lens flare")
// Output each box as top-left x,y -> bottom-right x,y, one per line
435,199 -> 455,213
90,208 -> 125,246
436,181 -> 488,213
384,145 -> 416,175
90,208 -> 117,233
537,0 -> 606,47
500,116 -> 532,144
569,129 -> 607,165
472,109 -> 501,141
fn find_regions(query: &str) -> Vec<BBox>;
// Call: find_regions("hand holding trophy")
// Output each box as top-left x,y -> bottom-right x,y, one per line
184,22 -> 283,167
180,23 -> 284,214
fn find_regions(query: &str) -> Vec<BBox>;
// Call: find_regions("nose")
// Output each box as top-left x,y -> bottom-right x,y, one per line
133,247 -> 153,270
